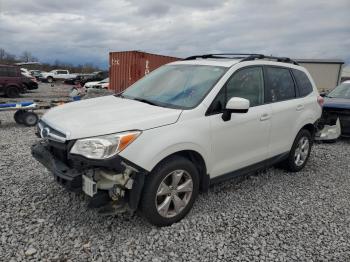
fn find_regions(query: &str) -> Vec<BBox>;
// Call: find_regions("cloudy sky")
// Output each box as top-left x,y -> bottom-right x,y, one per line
0,0 -> 349,68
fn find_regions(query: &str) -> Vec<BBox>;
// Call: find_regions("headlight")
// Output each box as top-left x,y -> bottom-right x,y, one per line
70,131 -> 141,159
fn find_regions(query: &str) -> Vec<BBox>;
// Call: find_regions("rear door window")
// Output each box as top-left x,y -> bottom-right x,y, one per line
265,67 -> 296,102
7,67 -> 18,77
292,69 -> 313,97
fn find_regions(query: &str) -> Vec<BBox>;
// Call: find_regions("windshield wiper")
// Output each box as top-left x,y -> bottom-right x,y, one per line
132,97 -> 160,106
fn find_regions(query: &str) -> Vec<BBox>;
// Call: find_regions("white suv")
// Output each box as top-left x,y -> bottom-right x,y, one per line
32,54 -> 323,226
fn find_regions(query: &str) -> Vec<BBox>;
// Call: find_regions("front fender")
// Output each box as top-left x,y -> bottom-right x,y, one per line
119,118 -> 211,173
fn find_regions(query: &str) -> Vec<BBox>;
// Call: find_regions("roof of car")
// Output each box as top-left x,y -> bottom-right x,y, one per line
170,58 -> 242,68
169,54 -> 302,68
0,64 -> 18,68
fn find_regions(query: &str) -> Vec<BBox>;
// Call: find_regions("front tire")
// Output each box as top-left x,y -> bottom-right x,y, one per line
141,156 -> 199,227
47,77 -> 54,83
282,129 -> 312,172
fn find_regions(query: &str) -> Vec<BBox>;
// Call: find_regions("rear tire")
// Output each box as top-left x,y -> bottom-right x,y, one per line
22,112 -> 39,127
6,86 -> 20,98
141,156 -> 199,227
281,129 -> 312,172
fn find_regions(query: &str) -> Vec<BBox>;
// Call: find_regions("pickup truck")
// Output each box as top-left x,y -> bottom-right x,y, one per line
39,70 -> 77,83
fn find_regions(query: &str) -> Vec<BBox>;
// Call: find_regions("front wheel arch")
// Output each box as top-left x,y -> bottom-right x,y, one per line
151,150 -> 208,192
301,123 -> 316,139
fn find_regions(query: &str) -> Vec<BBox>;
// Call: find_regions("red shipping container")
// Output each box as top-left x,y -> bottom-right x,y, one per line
109,51 -> 179,93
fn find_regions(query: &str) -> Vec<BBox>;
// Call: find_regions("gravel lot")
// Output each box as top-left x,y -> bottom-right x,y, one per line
1,84 -> 350,261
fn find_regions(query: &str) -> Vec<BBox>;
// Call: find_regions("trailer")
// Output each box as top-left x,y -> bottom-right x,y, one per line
0,102 -> 40,126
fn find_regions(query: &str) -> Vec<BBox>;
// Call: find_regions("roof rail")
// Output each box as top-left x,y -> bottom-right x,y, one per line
184,53 -> 299,65
241,55 -> 299,65
184,53 -> 263,60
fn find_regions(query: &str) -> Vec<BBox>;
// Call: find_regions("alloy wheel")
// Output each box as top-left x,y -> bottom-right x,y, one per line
155,170 -> 193,218
294,136 -> 310,166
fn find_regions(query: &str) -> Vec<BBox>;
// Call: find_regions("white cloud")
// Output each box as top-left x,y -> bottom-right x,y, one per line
0,0 -> 349,68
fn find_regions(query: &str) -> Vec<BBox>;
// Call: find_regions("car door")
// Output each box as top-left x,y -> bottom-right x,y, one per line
208,66 -> 272,177
264,66 -> 300,157
56,70 -> 67,79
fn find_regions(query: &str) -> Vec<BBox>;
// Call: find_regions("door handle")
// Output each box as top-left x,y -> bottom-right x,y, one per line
260,113 -> 271,121
296,104 -> 304,111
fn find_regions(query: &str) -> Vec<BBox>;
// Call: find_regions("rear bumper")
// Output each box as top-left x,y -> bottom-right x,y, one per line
31,141 -> 82,192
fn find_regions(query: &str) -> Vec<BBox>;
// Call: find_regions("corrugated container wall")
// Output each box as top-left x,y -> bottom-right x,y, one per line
109,51 -> 179,93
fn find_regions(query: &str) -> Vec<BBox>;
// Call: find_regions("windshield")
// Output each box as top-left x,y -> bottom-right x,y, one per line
327,83 -> 350,99
122,65 -> 227,109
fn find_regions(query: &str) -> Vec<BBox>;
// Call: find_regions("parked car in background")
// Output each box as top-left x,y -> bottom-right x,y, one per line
318,81 -> 350,138
30,70 -> 43,79
39,69 -> 77,83
84,80 -> 100,88
92,77 -> 109,89
0,64 -> 26,97
20,68 -> 32,78
22,76 -> 39,90
32,54 -> 322,226
80,71 -> 108,86
64,75 -> 87,85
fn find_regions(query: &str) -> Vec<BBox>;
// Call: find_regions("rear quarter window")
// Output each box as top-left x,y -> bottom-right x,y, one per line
292,69 -> 313,97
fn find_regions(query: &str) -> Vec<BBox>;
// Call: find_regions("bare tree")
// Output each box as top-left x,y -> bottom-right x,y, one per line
21,51 -> 33,62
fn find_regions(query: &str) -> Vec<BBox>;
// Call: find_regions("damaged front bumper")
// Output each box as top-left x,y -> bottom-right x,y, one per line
31,140 -> 146,212
315,117 -> 341,141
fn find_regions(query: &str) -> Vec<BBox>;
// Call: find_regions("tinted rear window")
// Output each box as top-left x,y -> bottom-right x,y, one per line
265,67 -> 296,102
292,69 -> 313,97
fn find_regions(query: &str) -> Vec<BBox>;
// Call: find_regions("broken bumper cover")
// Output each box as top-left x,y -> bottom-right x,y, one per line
31,141 -> 83,192
31,140 -> 146,211
315,118 -> 341,141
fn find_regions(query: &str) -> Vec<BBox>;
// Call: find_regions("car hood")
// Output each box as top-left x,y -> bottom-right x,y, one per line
85,81 -> 99,87
324,97 -> 350,110
41,96 -> 182,140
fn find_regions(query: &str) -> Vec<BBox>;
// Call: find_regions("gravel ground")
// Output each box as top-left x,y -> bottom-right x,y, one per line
1,85 -> 350,261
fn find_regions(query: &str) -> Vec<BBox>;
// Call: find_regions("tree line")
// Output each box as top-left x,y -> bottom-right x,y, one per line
0,48 -> 102,73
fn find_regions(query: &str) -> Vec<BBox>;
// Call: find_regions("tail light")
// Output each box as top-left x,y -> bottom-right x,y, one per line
317,95 -> 324,107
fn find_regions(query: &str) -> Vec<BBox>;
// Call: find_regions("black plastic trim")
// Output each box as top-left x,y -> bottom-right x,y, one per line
209,152 -> 289,185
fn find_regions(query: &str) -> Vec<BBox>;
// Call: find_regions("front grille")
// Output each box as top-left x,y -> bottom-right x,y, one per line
38,120 -> 66,142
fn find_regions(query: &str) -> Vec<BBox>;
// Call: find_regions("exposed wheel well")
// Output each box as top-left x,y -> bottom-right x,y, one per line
301,123 -> 316,138
156,150 -> 209,192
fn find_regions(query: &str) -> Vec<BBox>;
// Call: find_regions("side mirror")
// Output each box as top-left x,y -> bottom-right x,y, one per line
222,97 -> 250,121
